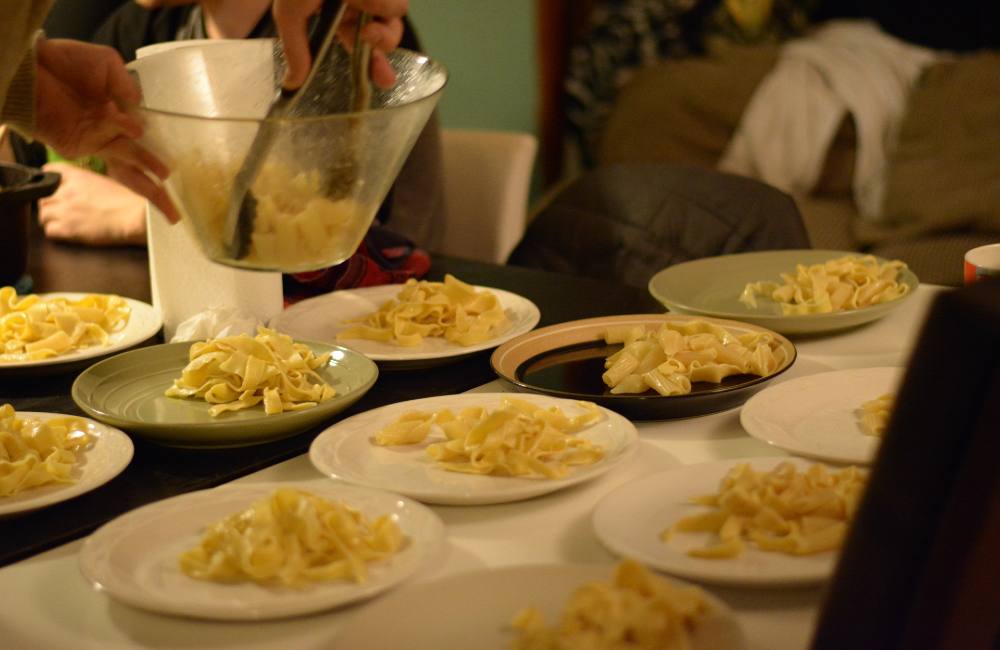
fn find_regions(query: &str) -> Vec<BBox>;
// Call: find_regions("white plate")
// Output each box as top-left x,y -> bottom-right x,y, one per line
0,412 -> 133,517
592,458 -> 843,587
648,250 -> 920,335
0,294 -> 161,372
336,563 -> 746,650
269,284 -> 541,368
79,479 -> 445,621
310,393 -> 639,505
740,367 -> 904,464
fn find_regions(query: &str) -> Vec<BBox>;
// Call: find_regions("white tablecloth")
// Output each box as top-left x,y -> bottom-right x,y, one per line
0,286 -> 947,650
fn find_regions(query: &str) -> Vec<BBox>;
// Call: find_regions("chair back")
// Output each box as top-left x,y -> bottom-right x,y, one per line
438,129 -> 537,264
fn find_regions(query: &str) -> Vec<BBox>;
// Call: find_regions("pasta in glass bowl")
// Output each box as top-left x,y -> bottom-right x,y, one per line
128,40 -> 446,272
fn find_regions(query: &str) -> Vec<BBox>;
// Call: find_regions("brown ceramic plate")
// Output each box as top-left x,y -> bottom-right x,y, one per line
490,314 -> 796,421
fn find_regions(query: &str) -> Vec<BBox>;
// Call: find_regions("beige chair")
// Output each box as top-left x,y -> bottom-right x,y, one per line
438,128 -> 538,264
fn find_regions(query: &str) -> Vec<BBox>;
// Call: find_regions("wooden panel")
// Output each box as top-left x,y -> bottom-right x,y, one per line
534,0 -> 594,185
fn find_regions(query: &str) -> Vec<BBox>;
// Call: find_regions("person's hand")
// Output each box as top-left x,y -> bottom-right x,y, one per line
38,163 -> 148,246
273,0 -> 408,91
32,38 -> 179,223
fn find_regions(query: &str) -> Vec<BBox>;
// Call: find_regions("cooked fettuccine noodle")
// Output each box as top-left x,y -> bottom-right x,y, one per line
173,153 -> 374,270
510,559 -> 712,650
0,404 -> 92,497
374,397 -> 605,479
165,327 -> 335,417
858,393 -> 894,437
662,462 -> 867,558
337,274 -> 511,347
0,286 -> 130,362
602,320 -> 787,396
739,255 -> 910,315
179,488 -> 405,586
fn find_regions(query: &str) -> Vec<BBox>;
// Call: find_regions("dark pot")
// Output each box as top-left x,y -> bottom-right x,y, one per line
0,162 -> 60,286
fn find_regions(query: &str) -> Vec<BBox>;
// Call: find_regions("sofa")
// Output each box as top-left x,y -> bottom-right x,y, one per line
590,44 -> 1000,288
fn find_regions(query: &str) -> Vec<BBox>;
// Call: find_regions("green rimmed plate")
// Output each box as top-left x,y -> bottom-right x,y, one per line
648,250 -> 920,335
71,341 -> 377,448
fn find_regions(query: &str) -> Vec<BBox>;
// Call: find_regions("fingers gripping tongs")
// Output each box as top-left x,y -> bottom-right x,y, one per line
223,1 -> 372,261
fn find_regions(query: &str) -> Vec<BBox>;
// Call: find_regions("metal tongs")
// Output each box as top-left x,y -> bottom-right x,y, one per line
223,1 -> 372,260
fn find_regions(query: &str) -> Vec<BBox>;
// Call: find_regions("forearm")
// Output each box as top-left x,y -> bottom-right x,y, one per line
0,0 -> 55,136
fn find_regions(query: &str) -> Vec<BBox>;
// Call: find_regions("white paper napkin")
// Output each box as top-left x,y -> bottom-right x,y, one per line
147,206 -> 283,341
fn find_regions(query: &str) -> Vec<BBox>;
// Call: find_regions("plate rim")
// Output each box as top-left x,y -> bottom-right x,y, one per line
70,339 -> 378,445
78,479 -> 446,621
309,392 -> 639,505
489,313 -> 797,404
647,249 -> 920,331
269,283 -> 542,363
335,562 -> 746,650
739,366 -> 904,465
591,457 -> 847,587
0,411 -> 134,517
0,293 -> 162,370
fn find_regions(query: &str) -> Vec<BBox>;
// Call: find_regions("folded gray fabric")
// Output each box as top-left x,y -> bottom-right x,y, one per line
508,163 -> 810,287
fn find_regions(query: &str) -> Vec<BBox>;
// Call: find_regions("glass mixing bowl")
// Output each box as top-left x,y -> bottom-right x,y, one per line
128,39 -> 446,272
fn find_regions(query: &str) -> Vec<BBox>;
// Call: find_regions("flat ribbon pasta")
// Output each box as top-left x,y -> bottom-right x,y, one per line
0,404 -> 92,497
337,274 -> 512,347
174,153 -> 373,269
165,327 -> 335,416
179,488 -> 405,586
662,462 -> 868,558
374,397 -> 605,479
0,287 -> 131,362
510,559 -> 712,650
858,393 -> 894,437
739,255 -> 910,315
602,320 -> 786,396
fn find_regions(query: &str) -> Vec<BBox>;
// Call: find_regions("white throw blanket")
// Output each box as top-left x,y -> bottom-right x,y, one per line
719,20 -> 940,221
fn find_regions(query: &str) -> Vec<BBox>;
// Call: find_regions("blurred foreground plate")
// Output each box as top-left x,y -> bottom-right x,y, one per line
80,480 -> 443,620
269,284 -> 540,370
648,250 -> 919,335
490,314 -> 795,420
336,563 -> 745,650
72,341 -> 376,448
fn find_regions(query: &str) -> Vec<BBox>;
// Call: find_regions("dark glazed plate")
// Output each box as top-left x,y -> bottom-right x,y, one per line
490,314 -> 796,421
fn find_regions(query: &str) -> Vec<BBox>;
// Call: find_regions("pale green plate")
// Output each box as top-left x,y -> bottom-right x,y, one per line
648,250 -> 920,335
72,341 -> 378,448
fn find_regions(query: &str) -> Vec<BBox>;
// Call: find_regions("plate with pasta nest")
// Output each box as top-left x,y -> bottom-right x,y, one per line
336,562 -> 745,650
490,314 -> 796,421
0,290 -> 162,375
309,392 -> 639,505
648,250 -> 920,335
592,457 -> 864,587
740,366 -> 904,465
269,277 -> 542,369
0,409 -> 133,517
79,479 -> 445,621
71,338 -> 377,448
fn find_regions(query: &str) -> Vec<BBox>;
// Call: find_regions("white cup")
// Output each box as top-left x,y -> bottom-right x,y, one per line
964,243 -> 1000,285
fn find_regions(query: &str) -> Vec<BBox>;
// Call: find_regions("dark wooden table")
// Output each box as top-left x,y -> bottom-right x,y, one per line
1,234 -> 660,567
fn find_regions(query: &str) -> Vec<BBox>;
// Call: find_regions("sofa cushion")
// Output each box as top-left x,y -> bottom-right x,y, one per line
868,51 -> 1000,239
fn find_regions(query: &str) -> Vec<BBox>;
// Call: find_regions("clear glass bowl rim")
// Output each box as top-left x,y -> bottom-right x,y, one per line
127,45 -> 448,125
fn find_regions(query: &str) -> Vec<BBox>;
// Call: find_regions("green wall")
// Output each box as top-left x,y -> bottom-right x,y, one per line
409,1 -> 538,137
